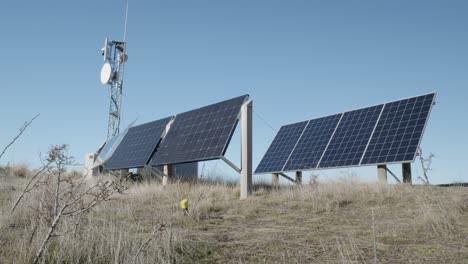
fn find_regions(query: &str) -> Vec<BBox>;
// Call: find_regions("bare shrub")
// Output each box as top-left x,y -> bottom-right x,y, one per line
308,172 -> 319,187
1,144 -> 130,264
30,144 -> 132,264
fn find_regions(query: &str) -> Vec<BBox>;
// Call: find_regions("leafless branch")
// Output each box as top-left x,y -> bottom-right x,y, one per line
0,114 -> 40,160
10,162 -> 51,215
131,224 -> 165,264
371,207 -> 377,264
32,204 -> 68,264
191,191 -> 205,216
418,147 -> 435,185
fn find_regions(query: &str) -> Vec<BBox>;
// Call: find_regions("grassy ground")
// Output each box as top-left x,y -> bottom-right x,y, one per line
0,171 -> 467,263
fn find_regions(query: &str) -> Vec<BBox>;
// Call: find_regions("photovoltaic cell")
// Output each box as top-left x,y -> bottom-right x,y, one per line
361,93 -> 435,164
255,121 -> 308,173
282,114 -> 342,171
318,105 -> 383,168
104,117 -> 173,170
151,95 -> 249,166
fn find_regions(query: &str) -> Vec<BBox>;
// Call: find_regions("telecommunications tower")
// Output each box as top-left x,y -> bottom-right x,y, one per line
100,39 -> 128,139
99,0 -> 129,140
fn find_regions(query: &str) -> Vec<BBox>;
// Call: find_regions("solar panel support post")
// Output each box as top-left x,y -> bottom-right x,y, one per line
402,163 -> 412,184
272,173 -> 279,186
295,171 -> 302,185
377,165 -> 388,183
240,100 -> 253,200
163,164 -> 173,186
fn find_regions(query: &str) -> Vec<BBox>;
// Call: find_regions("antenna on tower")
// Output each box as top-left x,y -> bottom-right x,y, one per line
100,0 -> 129,140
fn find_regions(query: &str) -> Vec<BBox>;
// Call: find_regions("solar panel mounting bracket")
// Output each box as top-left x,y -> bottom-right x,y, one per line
384,167 -> 402,183
278,172 -> 296,183
221,156 -> 241,174
142,165 -> 164,181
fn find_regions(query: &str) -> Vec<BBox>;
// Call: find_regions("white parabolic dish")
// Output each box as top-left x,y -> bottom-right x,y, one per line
100,62 -> 114,84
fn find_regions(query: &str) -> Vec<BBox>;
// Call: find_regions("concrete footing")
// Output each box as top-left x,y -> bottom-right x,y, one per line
272,173 -> 279,186
402,163 -> 412,184
118,169 -> 129,178
163,165 -> 172,186
377,164 -> 388,183
295,171 -> 302,185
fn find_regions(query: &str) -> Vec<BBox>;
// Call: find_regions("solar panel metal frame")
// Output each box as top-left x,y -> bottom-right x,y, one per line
104,116 -> 174,170
254,92 -> 436,174
151,95 -> 250,166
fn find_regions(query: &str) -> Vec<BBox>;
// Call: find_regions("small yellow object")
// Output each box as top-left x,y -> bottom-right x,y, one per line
180,199 -> 188,210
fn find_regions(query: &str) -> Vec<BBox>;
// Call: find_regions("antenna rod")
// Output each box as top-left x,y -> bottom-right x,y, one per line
119,0 -> 129,132
123,0 -> 129,42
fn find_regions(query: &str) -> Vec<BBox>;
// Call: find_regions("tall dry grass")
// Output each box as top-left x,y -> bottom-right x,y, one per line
12,164 -> 29,178
0,173 -> 467,263
0,163 -> 30,178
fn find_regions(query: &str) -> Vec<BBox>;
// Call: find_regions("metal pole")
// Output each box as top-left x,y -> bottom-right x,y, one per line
240,100 -> 253,199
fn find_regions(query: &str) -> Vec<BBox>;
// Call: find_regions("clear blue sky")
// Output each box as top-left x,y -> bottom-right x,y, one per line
1,0 -> 467,184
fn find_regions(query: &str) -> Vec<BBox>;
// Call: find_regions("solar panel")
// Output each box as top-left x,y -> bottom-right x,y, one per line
151,95 -> 249,166
361,93 -> 435,165
254,121 -> 308,173
94,121 -> 136,167
318,105 -> 383,168
104,117 -> 173,170
283,114 -> 342,171
254,93 -> 436,174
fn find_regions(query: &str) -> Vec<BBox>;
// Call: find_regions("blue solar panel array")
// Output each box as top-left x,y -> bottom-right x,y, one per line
255,93 -> 436,174
151,95 -> 249,166
255,121 -> 308,173
104,117 -> 173,170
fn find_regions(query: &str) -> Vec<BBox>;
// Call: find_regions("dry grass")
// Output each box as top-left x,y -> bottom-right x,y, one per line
0,172 -> 467,263
11,164 -> 29,178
